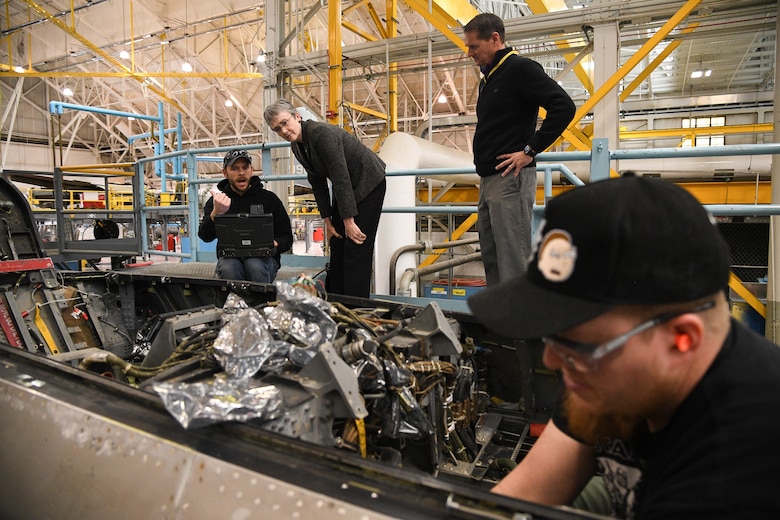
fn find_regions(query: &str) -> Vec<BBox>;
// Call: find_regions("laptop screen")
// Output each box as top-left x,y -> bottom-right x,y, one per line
214,213 -> 274,257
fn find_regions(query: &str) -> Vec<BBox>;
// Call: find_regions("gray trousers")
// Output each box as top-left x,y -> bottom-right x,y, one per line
477,167 -> 535,286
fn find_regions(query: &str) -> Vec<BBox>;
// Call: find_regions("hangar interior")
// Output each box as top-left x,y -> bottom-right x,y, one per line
0,0 -> 778,518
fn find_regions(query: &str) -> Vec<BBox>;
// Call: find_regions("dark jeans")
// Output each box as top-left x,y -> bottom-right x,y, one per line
327,179 -> 386,298
216,256 -> 280,283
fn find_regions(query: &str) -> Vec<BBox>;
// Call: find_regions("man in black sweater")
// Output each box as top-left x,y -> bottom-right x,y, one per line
464,13 -> 575,286
198,149 -> 293,282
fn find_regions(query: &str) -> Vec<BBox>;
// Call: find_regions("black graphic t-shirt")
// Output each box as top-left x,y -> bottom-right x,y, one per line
555,319 -> 780,519
594,439 -> 642,518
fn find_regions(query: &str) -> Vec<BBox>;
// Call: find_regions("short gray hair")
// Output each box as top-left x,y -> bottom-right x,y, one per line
263,99 -> 298,126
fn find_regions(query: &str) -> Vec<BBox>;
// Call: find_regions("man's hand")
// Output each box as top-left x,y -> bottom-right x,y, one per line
210,190 -> 231,219
496,150 -> 534,178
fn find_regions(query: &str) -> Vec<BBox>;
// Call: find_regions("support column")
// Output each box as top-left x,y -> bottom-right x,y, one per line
387,0 -> 398,133
765,3 -> 780,342
591,21 -> 620,173
262,0 -> 292,202
328,0 -> 343,124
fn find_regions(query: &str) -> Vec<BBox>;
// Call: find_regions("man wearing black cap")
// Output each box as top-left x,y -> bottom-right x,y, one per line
198,149 -> 293,282
468,176 -> 780,517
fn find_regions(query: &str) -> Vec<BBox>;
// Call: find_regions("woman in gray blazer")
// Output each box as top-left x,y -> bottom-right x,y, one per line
264,99 -> 386,298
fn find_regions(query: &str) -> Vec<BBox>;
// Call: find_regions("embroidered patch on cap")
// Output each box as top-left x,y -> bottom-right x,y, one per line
537,229 -> 577,282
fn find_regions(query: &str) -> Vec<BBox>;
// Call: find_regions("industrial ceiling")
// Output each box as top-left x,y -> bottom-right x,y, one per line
0,0 -> 776,180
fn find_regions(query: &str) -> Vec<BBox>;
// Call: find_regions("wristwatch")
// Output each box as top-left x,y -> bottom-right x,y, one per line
523,144 -> 537,157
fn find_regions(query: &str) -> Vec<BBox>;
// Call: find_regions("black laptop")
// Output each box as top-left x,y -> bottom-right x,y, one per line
214,213 -> 275,257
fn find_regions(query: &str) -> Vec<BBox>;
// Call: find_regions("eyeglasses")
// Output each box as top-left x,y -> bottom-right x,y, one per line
542,300 -> 716,372
271,117 -> 293,134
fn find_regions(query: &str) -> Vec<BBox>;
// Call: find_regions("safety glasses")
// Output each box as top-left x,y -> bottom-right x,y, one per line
542,300 -> 716,372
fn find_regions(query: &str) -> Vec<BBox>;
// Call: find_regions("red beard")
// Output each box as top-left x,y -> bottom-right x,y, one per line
562,390 -> 644,444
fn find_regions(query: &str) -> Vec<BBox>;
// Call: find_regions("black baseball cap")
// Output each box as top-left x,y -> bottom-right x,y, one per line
468,176 -> 731,339
223,149 -> 251,168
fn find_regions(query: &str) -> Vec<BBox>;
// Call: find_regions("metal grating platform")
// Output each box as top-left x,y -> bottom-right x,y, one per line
116,261 -> 326,284
117,261 -> 219,278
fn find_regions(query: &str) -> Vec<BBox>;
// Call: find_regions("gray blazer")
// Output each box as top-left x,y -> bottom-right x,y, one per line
291,120 -> 385,219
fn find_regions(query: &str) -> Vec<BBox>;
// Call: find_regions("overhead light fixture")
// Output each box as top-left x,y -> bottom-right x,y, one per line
690,68 -> 712,79
225,99 -> 234,107
13,66 -> 25,73
256,53 -> 266,63
181,61 -> 193,72
437,94 -> 447,104
62,87 -> 74,97
119,50 -> 130,59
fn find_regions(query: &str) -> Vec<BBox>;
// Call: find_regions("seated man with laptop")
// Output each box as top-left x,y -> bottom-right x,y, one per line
198,149 -> 293,283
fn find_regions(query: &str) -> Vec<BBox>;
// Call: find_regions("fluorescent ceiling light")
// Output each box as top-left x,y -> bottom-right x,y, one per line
119,50 -> 130,59
181,61 -> 193,72
62,87 -> 74,97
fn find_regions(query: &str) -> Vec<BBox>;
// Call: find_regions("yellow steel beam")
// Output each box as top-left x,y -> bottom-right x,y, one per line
340,0 -> 387,40
328,0 -> 343,124
367,3 -> 389,39
559,124 -> 592,151
429,0 -> 479,25
526,0 -> 593,94
371,128 -> 389,152
554,15 -> 700,154
682,181 -> 771,205
566,0 -> 703,137
400,0 -> 468,53
418,214 -> 479,269
418,186 -> 479,203
621,24 -> 699,103
621,123 -> 773,140
343,20 -> 378,42
387,0 -> 398,133
558,59 -> 593,98
418,181 -> 772,208
729,272 -> 767,318
560,23 -> 701,142
0,71 -> 263,79
344,0 -> 370,15
21,0 -> 186,113
343,101 -> 388,120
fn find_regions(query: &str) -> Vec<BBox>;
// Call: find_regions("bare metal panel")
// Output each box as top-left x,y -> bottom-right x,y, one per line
0,377 -> 396,520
